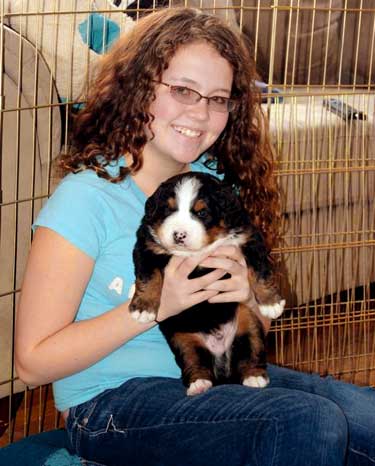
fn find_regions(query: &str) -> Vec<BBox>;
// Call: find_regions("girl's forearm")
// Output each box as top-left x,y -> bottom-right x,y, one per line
15,301 -> 155,387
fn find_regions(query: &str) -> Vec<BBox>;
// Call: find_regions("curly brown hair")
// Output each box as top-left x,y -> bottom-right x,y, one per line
60,7 -> 281,250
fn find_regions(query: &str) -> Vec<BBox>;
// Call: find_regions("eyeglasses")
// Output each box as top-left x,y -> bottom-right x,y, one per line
153,80 -> 238,113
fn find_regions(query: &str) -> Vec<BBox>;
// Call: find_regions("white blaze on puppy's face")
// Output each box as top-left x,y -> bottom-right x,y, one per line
157,177 -> 207,252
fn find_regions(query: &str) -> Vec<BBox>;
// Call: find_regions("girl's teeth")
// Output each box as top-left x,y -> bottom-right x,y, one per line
174,126 -> 201,137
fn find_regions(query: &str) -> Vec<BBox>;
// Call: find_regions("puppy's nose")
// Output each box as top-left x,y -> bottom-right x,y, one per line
173,230 -> 187,244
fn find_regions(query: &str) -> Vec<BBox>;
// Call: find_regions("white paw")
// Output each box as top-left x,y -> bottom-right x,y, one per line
130,309 -> 157,323
243,375 -> 269,388
187,379 -> 213,396
259,299 -> 285,319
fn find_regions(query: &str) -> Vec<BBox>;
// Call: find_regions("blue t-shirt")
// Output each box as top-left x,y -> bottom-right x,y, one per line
34,157 -> 218,411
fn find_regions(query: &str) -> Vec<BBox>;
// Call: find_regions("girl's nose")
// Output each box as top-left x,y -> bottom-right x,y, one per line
186,98 -> 210,120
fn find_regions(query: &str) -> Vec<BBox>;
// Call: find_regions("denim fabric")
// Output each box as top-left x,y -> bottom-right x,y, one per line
65,364 -> 375,466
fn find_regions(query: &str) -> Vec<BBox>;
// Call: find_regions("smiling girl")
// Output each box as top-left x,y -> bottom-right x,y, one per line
15,8 -> 375,466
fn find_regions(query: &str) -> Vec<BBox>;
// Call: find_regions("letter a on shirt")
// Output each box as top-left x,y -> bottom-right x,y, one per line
108,277 -> 124,295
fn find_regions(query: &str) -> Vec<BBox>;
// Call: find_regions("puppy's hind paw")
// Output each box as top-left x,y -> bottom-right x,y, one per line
259,299 -> 285,319
243,375 -> 269,388
187,379 -> 213,396
130,309 -> 157,323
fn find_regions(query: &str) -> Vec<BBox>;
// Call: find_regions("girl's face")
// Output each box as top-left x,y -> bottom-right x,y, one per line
143,41 -> 233,169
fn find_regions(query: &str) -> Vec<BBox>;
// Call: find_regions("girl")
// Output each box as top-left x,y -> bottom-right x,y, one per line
15,8 -> 374,466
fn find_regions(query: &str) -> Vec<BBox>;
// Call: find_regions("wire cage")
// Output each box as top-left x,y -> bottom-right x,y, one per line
0,0 -> 374,446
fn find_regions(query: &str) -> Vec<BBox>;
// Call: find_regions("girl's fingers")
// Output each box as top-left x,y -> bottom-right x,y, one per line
199,256 -> 242,274
210,245 -> 247,266
204,278 -> 232,292
175,252 -> 209,278
207,291 -> 241,303
189,289 -> 219,307
166,254 -> 190,274
189,268 -> 227,293
168,245 -> 247,280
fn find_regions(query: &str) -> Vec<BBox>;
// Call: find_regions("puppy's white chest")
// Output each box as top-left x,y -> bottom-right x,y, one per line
200,320 -> 237,357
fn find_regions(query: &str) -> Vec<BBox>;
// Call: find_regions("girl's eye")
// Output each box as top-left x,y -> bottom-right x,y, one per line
174,86 -> 191,96
211,96 -> 227,105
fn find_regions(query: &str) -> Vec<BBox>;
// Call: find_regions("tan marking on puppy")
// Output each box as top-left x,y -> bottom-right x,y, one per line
167,197 -> 177,210
146,239 -> 168,255
193,199 -> 207,212
129,270 -> 163,321
206,223 -> 228,243
248,269 -> 282,306
171,332 -> 214,385
236,304 -> 264,356
235,303 -> 268,385
247,268 -> 285,319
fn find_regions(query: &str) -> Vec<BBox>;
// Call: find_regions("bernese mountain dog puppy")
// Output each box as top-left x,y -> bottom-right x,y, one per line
129,172 -> 285,395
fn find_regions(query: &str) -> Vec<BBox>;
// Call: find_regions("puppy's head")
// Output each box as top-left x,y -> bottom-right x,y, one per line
144,172 -> 247,255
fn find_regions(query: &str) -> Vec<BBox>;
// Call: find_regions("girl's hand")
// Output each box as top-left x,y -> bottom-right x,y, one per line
200,245 -> 271,333
157,254 -> 227,322
200,245 -> 254,304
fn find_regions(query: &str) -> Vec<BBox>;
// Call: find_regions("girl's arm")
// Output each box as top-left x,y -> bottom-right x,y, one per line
15,227 -> 156,387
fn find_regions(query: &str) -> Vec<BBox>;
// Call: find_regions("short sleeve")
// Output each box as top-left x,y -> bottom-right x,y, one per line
33,174 -> 106,259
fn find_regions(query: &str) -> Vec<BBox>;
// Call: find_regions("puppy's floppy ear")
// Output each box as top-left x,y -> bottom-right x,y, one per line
216,182 -> 247,228
144,177 -> 173,222
144,190 -> 160,222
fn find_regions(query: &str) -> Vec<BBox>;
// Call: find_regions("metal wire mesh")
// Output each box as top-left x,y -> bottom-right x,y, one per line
0,0 -> 374,445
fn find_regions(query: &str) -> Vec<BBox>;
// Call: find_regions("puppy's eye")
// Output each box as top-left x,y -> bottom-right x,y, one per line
196,209 -> 209,219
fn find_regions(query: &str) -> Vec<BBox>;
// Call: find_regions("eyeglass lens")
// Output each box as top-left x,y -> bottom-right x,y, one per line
169,85 -> 236,113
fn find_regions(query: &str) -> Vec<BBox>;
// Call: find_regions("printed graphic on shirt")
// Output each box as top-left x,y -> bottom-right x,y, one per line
108,276 -> 124,295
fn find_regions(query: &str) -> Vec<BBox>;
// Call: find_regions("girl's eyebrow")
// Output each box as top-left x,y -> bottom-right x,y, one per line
168,76 -> 232,95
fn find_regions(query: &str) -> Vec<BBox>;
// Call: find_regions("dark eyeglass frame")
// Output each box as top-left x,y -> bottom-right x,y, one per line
153,80 -> 239,113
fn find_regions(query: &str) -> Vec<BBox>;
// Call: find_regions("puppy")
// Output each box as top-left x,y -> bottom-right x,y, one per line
129,172 -> 285,395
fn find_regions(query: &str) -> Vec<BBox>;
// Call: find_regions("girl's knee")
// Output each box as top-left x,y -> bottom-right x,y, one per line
253,390 -> 348,465
311,396 -> 348,443
285,392 -> 348,439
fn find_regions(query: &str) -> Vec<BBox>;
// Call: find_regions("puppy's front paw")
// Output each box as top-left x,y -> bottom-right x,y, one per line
243,375 -> 269,388
129,290 -> 159,323
129,308 -> 157,323
259,299 -> 285,319
187,379 -> 213,396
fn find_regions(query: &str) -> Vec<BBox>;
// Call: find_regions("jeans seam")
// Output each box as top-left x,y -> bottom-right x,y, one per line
80,459 -> 107,466
349,447 -> 375,464
269,417 -> 280,466
77,414 -> 277,433
77,416 -> 276,436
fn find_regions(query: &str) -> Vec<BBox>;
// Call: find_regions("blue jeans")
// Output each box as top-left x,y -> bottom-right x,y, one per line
65,364 -> 375,466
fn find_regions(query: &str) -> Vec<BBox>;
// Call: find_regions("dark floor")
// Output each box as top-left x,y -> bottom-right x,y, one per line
0,385 -> 63,447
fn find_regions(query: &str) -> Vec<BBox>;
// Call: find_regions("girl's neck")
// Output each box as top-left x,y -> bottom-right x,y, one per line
124,154 -> 191,197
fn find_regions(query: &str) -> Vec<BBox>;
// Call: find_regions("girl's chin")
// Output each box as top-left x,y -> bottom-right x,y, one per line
171,151 -> 203,165
162,145 -> 203,165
